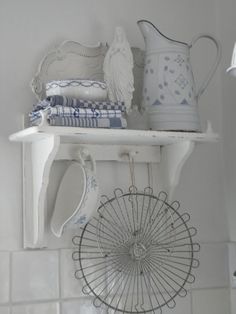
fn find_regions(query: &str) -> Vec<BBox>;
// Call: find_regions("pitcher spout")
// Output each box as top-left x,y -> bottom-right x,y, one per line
137,19 -> 187,53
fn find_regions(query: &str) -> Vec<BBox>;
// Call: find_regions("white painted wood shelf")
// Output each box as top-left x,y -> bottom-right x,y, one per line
9,125 -> 218,249
9,125 -> 218,145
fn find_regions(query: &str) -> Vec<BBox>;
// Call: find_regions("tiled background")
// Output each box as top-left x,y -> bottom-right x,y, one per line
0,243 -> 230,313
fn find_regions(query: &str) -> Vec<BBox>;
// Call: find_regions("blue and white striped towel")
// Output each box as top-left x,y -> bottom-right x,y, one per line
33,95 -> 126,112
29,106 -> 122,122
31,116 -> 127,129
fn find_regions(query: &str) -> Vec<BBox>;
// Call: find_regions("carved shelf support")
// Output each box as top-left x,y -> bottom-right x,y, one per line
23,135 -> 60,248
160,141 -> 195,200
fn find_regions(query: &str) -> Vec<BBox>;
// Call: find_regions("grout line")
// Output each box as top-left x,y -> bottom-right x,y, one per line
0,295 -> 95,307
0,247 -> 76,253
58,249 -> 62,314
190,289 -> 193,314
195,241 -> 229,246
0,286 -> 229,307
0,239 -> 230,254
9,252 -> 12,314
190,285 -> 229,292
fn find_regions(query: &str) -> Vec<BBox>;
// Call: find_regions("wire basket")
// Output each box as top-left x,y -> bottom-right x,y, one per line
72,186 -> 200,313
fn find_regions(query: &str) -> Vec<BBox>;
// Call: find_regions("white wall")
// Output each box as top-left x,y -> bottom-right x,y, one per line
0,0 -> 230,313
215,0 -> 236,312
216,0 -> 236,242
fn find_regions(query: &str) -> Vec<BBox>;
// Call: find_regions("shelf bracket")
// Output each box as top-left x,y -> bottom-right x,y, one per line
160,140 -> 195,200
23,135 -> 60,248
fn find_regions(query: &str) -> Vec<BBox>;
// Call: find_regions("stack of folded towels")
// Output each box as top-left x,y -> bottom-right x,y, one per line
29,95 -> 127,129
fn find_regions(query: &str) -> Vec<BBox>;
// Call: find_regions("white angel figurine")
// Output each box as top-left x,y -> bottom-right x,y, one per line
103,26 -> 134,114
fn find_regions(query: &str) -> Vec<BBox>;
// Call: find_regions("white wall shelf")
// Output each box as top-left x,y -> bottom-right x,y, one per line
9,124 -> 218,145
9,125 -> 218,249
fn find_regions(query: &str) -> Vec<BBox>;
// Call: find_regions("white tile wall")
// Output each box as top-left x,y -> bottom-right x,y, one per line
11,251 -> 59,302
192,288 -> 230,314
61,294 -> 192,314
0,144 -> 22,251
0,243 -> 229,313
0,252 -> 10,304
230,289 -> 236,314
96,162 -> 151,197
0,307 -> 10,314
62,298 -> 104,314
0,241 -> 230,313
228,243 -> 236,288
161,293 -> 191,314
12,302 -> 60,314
60,249 -> 83,298
192,243 -> 229,289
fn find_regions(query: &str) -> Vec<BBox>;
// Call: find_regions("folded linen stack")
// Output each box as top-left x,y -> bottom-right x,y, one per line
29,95 -> 127,129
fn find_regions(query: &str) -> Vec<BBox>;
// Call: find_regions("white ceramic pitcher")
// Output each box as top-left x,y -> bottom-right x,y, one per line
137,20 -> 221,131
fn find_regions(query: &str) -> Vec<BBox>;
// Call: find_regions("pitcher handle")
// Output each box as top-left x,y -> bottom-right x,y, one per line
189,33 -> 221,100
